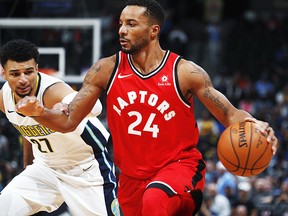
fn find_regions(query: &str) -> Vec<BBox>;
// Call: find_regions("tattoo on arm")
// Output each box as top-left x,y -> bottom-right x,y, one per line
69,62 -> 101,113
188,65 -> 229,115
201,70 -> 213,88
84,62 -> 101,84
91,62 -> 101,73
203,88 -> 228,115
201,72 -> 229,115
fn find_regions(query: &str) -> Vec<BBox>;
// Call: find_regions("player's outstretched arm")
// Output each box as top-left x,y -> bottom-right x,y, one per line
16,95 -> 75,132
16,82 -> 99,133
61,91 -> 103,116
178,59 -> 251,126
16,55 -> 116,133
178,59 -> 278,154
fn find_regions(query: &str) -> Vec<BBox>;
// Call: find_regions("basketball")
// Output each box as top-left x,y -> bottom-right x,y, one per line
217,121 -> 273,177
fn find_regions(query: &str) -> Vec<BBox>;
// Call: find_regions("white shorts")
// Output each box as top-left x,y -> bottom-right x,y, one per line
0,159 -> 120,216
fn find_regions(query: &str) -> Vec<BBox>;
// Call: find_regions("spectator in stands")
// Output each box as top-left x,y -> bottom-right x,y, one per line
216,161 -> 237,197
252,177 -> 274,215
272,178 -> 288,215
204,182 -> 231,216
231,181 -> 257,216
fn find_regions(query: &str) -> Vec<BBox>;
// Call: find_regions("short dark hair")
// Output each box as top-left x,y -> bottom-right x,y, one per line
0,39 -> 39,67
126,0 -> 165,28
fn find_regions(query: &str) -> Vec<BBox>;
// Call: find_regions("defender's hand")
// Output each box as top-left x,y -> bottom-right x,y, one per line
52,102 -> 69,116
16,96 -> 44,117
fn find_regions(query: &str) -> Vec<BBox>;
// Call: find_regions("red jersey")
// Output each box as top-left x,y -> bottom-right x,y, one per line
106,50 -> 202,179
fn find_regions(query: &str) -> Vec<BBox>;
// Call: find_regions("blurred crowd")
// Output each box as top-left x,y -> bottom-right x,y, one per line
193,14 -> 288,212
0,0 -> 288,215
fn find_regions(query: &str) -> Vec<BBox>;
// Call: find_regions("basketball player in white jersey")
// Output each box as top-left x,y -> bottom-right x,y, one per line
0,39 -> 120,216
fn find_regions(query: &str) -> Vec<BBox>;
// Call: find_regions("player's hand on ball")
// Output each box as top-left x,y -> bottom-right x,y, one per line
245,117 -> 278,155
16,96 -> 44,117
217,121 -> 273,176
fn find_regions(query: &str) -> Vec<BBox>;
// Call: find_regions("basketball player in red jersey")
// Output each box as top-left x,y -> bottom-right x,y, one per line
17,0 -> 278,215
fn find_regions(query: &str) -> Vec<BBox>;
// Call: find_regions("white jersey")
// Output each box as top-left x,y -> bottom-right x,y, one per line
1,72 -> 119,216
2,72 -> 109,168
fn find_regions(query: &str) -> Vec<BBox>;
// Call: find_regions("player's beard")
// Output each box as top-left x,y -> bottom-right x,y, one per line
121,37 -> 149,55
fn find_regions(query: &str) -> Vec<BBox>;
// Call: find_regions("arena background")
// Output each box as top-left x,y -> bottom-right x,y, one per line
0,0 -> 287,215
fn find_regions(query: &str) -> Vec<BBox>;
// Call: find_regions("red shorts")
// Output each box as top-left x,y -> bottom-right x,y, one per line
118,158 -> 206,216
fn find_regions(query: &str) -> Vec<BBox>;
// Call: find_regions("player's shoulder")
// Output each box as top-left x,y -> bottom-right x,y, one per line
38,72 -> 67,93
87,54 -> 117,77
38,72 -> 64,85
177,58 -> 206,77
0,81 -> 10,113
85,54 -> 118,88
97,54 -> 117,69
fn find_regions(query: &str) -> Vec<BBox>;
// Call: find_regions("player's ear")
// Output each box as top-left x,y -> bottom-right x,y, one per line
151,24 -> 160,39
35,63 -> 39,71
1,67 -> 7,80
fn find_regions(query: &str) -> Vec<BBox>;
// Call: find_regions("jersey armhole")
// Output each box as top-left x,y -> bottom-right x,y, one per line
106,52 -> 120,94
174,57 -> 191,106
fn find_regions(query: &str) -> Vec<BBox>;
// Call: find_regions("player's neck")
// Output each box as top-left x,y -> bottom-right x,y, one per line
130,47 -> 165,75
